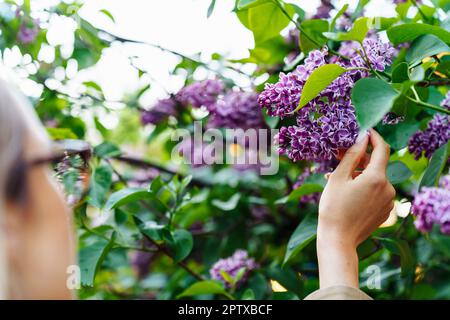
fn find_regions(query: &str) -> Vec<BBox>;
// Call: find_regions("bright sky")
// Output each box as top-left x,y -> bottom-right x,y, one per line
1,0 -> 400,106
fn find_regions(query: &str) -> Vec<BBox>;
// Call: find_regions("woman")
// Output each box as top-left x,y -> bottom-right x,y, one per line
0,79 -> 76,299
0,80 -> 394,299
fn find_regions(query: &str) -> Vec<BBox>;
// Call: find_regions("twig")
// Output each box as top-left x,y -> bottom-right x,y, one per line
417,79 -> 450,87
98,29 -> 250,78
143,234 -> 205,281
272,0 -> 350,60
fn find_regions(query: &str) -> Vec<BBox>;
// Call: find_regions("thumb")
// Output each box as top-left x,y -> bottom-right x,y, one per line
333,131 -> 369,179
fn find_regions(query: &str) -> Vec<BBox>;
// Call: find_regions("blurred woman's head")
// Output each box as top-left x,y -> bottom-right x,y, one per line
0,79 -> 74,299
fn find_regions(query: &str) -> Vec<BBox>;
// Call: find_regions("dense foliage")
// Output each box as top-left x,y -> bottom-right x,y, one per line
1,0 -> 450,299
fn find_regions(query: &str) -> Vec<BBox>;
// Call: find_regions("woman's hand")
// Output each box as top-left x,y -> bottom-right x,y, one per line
317,129 -> 396,289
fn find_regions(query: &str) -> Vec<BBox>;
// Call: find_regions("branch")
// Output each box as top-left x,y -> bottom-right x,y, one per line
98,29 -> 250,78
143,234 -> 205,281
273,0 -> 350,61
112,155 -> 213,189
417,79 -> 450,87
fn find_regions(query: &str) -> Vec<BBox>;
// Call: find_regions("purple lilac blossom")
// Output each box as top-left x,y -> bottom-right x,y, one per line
408,92 -> 450,160
261,36 -> 396,162
176,79 -> 224,110
176,138 -> 220,168
210,250 -> 257,288
312,0 -> 334,19
258,48 -> 328,118
208,91 -> 264,130
141,98 -> 177,125
412,174 -> 450,234
382,112 -> 405,125
18,17 -> 39,44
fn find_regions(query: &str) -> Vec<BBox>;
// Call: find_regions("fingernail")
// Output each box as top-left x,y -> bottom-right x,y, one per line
355,130 -> 369,144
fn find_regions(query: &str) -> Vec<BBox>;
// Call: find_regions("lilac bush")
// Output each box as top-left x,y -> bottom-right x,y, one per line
408,92 -> 450,160
208,91 -> 264,130
260,37 -> 395,162
17,17 -> 39,44
141,98 -> 177,125
176,79 -> 224,110
412,174 -> 450,234
210,250 -> 257,288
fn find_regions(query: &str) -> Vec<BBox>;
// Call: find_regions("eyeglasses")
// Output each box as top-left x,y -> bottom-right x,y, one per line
6,139 -> 92,206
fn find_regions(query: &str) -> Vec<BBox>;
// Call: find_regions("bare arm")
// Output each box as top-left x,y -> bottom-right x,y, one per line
317,129 -> 395,289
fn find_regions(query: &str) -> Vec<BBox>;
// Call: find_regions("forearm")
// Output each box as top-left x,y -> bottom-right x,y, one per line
316,227 -> 359,289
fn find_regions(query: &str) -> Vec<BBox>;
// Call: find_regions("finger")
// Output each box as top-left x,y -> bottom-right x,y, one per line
366,129 -> 390,173
337,149 -> 371,170
333,131 -> 369,179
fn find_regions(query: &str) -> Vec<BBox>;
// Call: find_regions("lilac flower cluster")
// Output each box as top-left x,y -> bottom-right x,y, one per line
208,91 -> 264,130
412,174 -> 450,234
141,98 -> 177,125
335,38 -> 396,75
176,79 -> 224,110
18,17 -> 39,44
259,48 -> 328,118
312,0 -> 334,19
408,92 -> 450,160
141,79 -> 223,126
210,250 -> 257,288
260,37 -> 396,162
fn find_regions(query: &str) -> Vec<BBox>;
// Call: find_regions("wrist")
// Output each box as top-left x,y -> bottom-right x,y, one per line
316,224 -> 359,289
317,221 -> 358,252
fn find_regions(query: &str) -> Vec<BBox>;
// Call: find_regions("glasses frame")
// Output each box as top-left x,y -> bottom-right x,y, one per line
5,139 -> 92,204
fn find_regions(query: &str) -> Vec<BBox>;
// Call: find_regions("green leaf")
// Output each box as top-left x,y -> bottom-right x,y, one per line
324,17 -> 372,43
46,128 -> 77,140
248,1 -> 293,44
168,229 -> 194,263
299,19 -> 329,53
104,188 -> 151,211
387,23 -> 450,45
88,165 -> 113,208
237,0 -> 268,9
387,161 -> 413,184
377,237 -> 414,276
83,80 -> 103,93
220,270 -> 234,285
380,120 -> 421,150
135,217 -> 166,242
419,142 -> 449,189
351,78 -> 400,131
406,34 -> 450,66
391,62 -> 410,83
177,280 -> 234,299
79,233 -> 116,287
330,4 -> 349,31
94,142 -> 121,158
352,0 -> 370,19
283,213 -> 318,265
295,64 -> 346,111
207,0 -> 216,17
242,288 -> 256,300
99,9 -> 115,23
276,183 -> 323,204
211,193 -> 241,211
